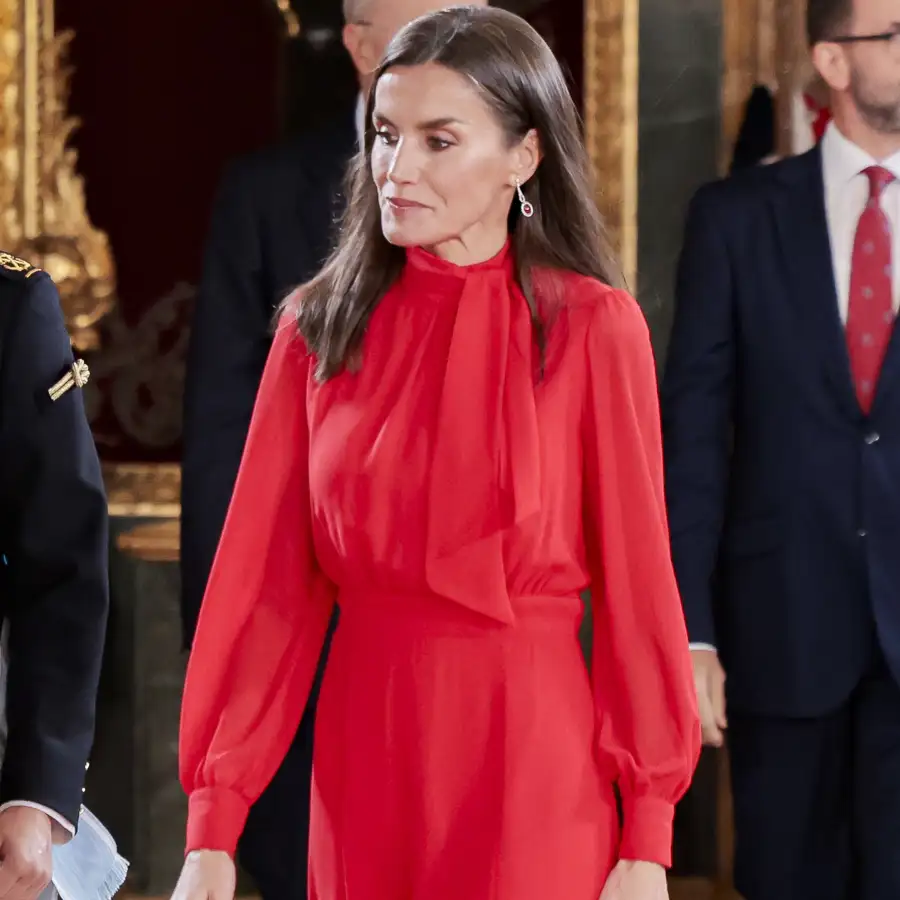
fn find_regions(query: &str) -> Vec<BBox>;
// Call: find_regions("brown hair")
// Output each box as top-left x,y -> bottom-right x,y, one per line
292,5 -> 621,381
806,0 -> 853,45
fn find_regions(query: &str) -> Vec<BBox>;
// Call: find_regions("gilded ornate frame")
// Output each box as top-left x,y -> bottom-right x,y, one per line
721,0 -> 808,171
104,463 -> 182,518
270,0 -> 301,38
0,0 -> 116,348
583,0 -> 639,289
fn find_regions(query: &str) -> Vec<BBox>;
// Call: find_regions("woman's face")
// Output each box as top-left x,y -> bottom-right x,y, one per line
371,62 -> 532,263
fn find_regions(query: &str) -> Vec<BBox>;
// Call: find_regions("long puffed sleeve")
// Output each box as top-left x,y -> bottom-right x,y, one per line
179,315 -> 336,856
581,290 -> 701,868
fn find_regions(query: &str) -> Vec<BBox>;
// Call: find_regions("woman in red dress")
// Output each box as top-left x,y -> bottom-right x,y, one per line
171,7 -> 700,900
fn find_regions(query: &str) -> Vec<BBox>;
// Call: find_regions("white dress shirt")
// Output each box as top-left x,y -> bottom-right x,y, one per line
690,122 -> 900,655
821,121 -> 900,321
356,92 -> 365,147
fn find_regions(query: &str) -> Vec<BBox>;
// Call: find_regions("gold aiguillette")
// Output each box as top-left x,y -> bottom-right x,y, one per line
48,359 -> 90,401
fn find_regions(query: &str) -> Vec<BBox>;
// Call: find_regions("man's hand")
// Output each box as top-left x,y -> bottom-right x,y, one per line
692,648 -> 727,747
0,807 -> 52,900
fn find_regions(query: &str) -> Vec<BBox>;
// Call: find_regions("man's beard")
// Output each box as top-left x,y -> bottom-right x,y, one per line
850,70 -> 900,133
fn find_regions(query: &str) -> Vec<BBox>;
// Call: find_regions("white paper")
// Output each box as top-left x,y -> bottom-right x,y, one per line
50,806 -> 128,900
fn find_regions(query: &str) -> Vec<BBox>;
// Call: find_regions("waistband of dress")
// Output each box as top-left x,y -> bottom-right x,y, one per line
334,587 -> 585,636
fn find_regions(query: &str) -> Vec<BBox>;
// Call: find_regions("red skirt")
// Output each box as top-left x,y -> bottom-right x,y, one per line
308,590 -> 619,900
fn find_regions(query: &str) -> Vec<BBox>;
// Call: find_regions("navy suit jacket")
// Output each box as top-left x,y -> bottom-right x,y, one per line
180,110 -> 356,646
662,146 -> 900,718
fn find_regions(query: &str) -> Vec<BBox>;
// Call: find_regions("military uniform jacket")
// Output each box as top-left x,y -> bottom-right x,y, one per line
0,253 -> 108,829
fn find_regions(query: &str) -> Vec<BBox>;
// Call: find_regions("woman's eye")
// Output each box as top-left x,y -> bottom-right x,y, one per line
427,136 -> 451,151
375,130 -> 396,145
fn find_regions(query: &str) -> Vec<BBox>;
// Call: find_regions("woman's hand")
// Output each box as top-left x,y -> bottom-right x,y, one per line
170,849 -> 236,900
599,859 -> 668,899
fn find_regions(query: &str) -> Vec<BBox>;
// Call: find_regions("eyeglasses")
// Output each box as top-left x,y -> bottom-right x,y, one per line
830,24 -> 900,47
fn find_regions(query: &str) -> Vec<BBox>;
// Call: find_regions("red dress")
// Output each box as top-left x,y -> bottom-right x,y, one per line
179,242 -> 701,899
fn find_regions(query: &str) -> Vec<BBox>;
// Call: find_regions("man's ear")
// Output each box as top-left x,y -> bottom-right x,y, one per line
812,40 -> 850,93
343,23 -> 378,78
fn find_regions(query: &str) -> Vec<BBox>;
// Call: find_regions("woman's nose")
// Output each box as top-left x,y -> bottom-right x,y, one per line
387,140 -> 419,184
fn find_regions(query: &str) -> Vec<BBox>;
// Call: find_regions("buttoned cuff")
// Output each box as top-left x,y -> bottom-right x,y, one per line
619,793 -> 675,868
186,787 -> 250,857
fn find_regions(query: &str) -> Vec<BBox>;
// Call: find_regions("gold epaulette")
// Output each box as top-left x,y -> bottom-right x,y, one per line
0,252 -> 42,280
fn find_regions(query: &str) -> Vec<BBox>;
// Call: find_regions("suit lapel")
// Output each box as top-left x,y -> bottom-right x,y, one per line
771,148 -> 862,419
871,284 -> 900,415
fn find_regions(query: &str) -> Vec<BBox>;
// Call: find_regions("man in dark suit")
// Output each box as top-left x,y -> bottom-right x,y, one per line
0,253 -> 108,899
662,1 -> 900,898
180,2 -> 486,897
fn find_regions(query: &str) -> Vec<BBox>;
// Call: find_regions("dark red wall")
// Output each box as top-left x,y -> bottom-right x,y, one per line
526,0 -> 584,112
56,0 -> 281,461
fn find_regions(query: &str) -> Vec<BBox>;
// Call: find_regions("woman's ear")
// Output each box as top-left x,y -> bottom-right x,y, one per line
512,128 -> 542,186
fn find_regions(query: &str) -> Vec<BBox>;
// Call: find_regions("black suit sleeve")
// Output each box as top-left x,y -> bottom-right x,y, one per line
660,188 -> 735,647
180,163 -> 275,648
0,273 -> 108,825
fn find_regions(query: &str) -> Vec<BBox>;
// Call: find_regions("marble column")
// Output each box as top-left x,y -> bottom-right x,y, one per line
85,519 -> 185,895
638,0 -> 724,363
637,0 -> 729,886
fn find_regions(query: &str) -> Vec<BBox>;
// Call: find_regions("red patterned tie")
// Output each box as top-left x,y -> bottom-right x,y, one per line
847,165 -> 896,412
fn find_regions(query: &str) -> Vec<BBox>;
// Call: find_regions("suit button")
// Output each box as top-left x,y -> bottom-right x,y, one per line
865,432 -> 880,444
858,529 -> 868,537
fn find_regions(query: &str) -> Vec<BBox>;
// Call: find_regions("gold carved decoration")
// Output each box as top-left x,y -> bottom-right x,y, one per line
583,0 -> 639,289
270,0 -> 301,38
0,0 -> 116,349
116,519 -> 180,563
103,463 -> 181,518
721,0 -> 810,170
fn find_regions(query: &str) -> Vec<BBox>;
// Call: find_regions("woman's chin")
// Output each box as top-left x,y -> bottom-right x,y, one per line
381,220 -> 421,247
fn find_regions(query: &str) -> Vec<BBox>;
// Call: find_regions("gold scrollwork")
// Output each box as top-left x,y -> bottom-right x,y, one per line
583,0 -> 639,290
270,0 -> 301,38
116,519 -> 180,563
0,0 -> 116,349
103,463 -> 181,518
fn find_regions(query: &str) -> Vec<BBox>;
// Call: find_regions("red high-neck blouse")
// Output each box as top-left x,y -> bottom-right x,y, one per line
179,242 -> 700,899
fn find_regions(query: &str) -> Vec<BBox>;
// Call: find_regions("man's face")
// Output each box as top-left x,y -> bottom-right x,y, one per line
345,0 -> 488,81
847,0 -> 900,131
821,0 -> 900,132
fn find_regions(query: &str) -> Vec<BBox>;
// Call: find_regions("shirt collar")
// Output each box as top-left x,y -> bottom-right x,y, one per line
821,120 -> 900,187
355,92 -> 365,148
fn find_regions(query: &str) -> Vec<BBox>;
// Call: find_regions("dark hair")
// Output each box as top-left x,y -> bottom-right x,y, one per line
293,5 -> 621,381
807,0 -> 853,45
